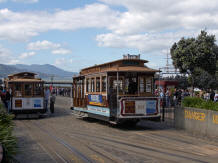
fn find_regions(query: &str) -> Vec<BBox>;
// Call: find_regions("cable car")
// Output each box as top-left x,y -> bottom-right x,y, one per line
72,54 -> 161,124
4,72 -> 46,116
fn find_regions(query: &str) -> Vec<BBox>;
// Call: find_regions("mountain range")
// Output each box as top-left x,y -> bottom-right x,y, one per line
0,64 -> 78,80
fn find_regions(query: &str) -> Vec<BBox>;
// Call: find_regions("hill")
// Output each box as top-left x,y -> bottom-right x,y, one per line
0,64 -> 21,78
0,64 -> 77,80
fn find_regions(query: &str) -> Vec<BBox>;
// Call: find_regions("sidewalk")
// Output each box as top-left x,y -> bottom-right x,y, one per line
0,100 -> 53,163
13,121 -> 54,163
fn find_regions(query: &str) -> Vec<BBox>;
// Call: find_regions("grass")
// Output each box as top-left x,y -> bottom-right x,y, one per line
182,97 -> 218,111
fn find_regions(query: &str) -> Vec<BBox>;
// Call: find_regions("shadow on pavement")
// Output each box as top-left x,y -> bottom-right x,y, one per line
79,117 -> 175,131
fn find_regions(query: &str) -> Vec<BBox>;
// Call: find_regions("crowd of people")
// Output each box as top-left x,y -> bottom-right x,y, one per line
51,87 -> 72,97
199,90 -> 218,102
156,88 -> 218,108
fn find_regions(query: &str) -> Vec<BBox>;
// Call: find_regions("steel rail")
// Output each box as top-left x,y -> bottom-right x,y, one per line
30,121 -> 93,163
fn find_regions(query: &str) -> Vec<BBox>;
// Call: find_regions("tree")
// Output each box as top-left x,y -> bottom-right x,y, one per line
191,68 -> 218,90
170,30 -> 218,90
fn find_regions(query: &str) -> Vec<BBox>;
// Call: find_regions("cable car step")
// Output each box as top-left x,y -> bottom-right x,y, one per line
109,121 -> 118,125
71,110 -> 88,118
15,113 -> 40,119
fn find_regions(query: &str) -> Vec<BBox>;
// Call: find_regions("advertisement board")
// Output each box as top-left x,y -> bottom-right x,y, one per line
121,98 -> 157,115
12,97 -> 44,110
135,101 -> 146,114
33,99 -> 42,108
88,94 -> 103,106
146,100 -> 157,114
15,99 -> 22,108
124,101 -> 135,113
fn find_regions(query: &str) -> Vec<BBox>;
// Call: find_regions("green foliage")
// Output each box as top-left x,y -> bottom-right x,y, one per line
191,68 -> 218,90
182,97 -> 218,111
0,104 -> 17,162
174,75 -> 190,89
170,30 -> 218,89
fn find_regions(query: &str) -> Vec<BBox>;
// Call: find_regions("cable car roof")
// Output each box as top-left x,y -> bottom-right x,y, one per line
6,78 -> 44,83
79,56 -> 159,76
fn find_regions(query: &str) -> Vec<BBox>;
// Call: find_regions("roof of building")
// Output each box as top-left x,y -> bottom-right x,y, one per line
99,66 -> 159,73
81,58 -> 148,72
6,72 -> 43,82
7,78 -> 44,83
8,72 -> 37,77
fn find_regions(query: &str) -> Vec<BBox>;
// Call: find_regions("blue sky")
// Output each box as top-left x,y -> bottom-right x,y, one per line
0,0 -> 218,72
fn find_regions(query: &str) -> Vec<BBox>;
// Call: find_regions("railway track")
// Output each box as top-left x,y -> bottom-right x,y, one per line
31,118 -> 210,163
17,120 -> 93,163
13,97 -> 218,163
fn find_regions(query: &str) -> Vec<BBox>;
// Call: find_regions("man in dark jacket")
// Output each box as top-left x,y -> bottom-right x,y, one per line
50,92 -> 56,114
210,90 -> 215,101
5,89 -> 11,113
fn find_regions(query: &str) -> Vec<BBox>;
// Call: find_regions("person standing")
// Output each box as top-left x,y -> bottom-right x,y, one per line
44,87 -> 50,112
177,89 -> 182,105
50,92 -> 56,114
173,88 -> 178,106
165,89 -> 170,107
214,93 -> 218,102
5,89 -> 11,113
210,90 -> 215,101
1,88 -> 6,107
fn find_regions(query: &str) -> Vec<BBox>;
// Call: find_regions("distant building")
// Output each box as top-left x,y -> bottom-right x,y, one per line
155,80 -> 178,92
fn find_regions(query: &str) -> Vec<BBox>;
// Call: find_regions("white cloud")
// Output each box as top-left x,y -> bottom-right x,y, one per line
19,51 -> 36,59
0,45 -> 10,58
96,30 -> 199,54
27,40 -> 61,50
54,58 -> 67,66
99,0 -> 218,14
8,59 -> 20,64
1,0 -> 218,61
0,45 -> 20,64
102,0 -> 218,35
95,0 -> 218,54
0,0 -> 6,3
54,58 -> 79,71
27,40 -> 71,55
0,4 -> 119,41
52,48 -> 71,55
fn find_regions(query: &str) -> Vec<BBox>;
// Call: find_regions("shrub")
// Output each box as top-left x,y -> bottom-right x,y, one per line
182,97 -> 218,111
0,104 -> 17,162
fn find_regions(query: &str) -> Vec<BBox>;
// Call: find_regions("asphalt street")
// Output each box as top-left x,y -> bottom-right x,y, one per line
13,96 -> 218,163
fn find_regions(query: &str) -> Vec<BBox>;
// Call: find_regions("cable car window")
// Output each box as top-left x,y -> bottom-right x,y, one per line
124,77 -> 137,94
24,84 -> 32,96
146,78 -> 151,93
101,76 -> 106,92
91,78 -> 95,92
88,78 -> 91,92
14,83 -> 22,97
127,77 -> 137,94
34,83 -> 43,96
112,79 -> 123,92
96,77 -> 100,92
139,77 -> 145,93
